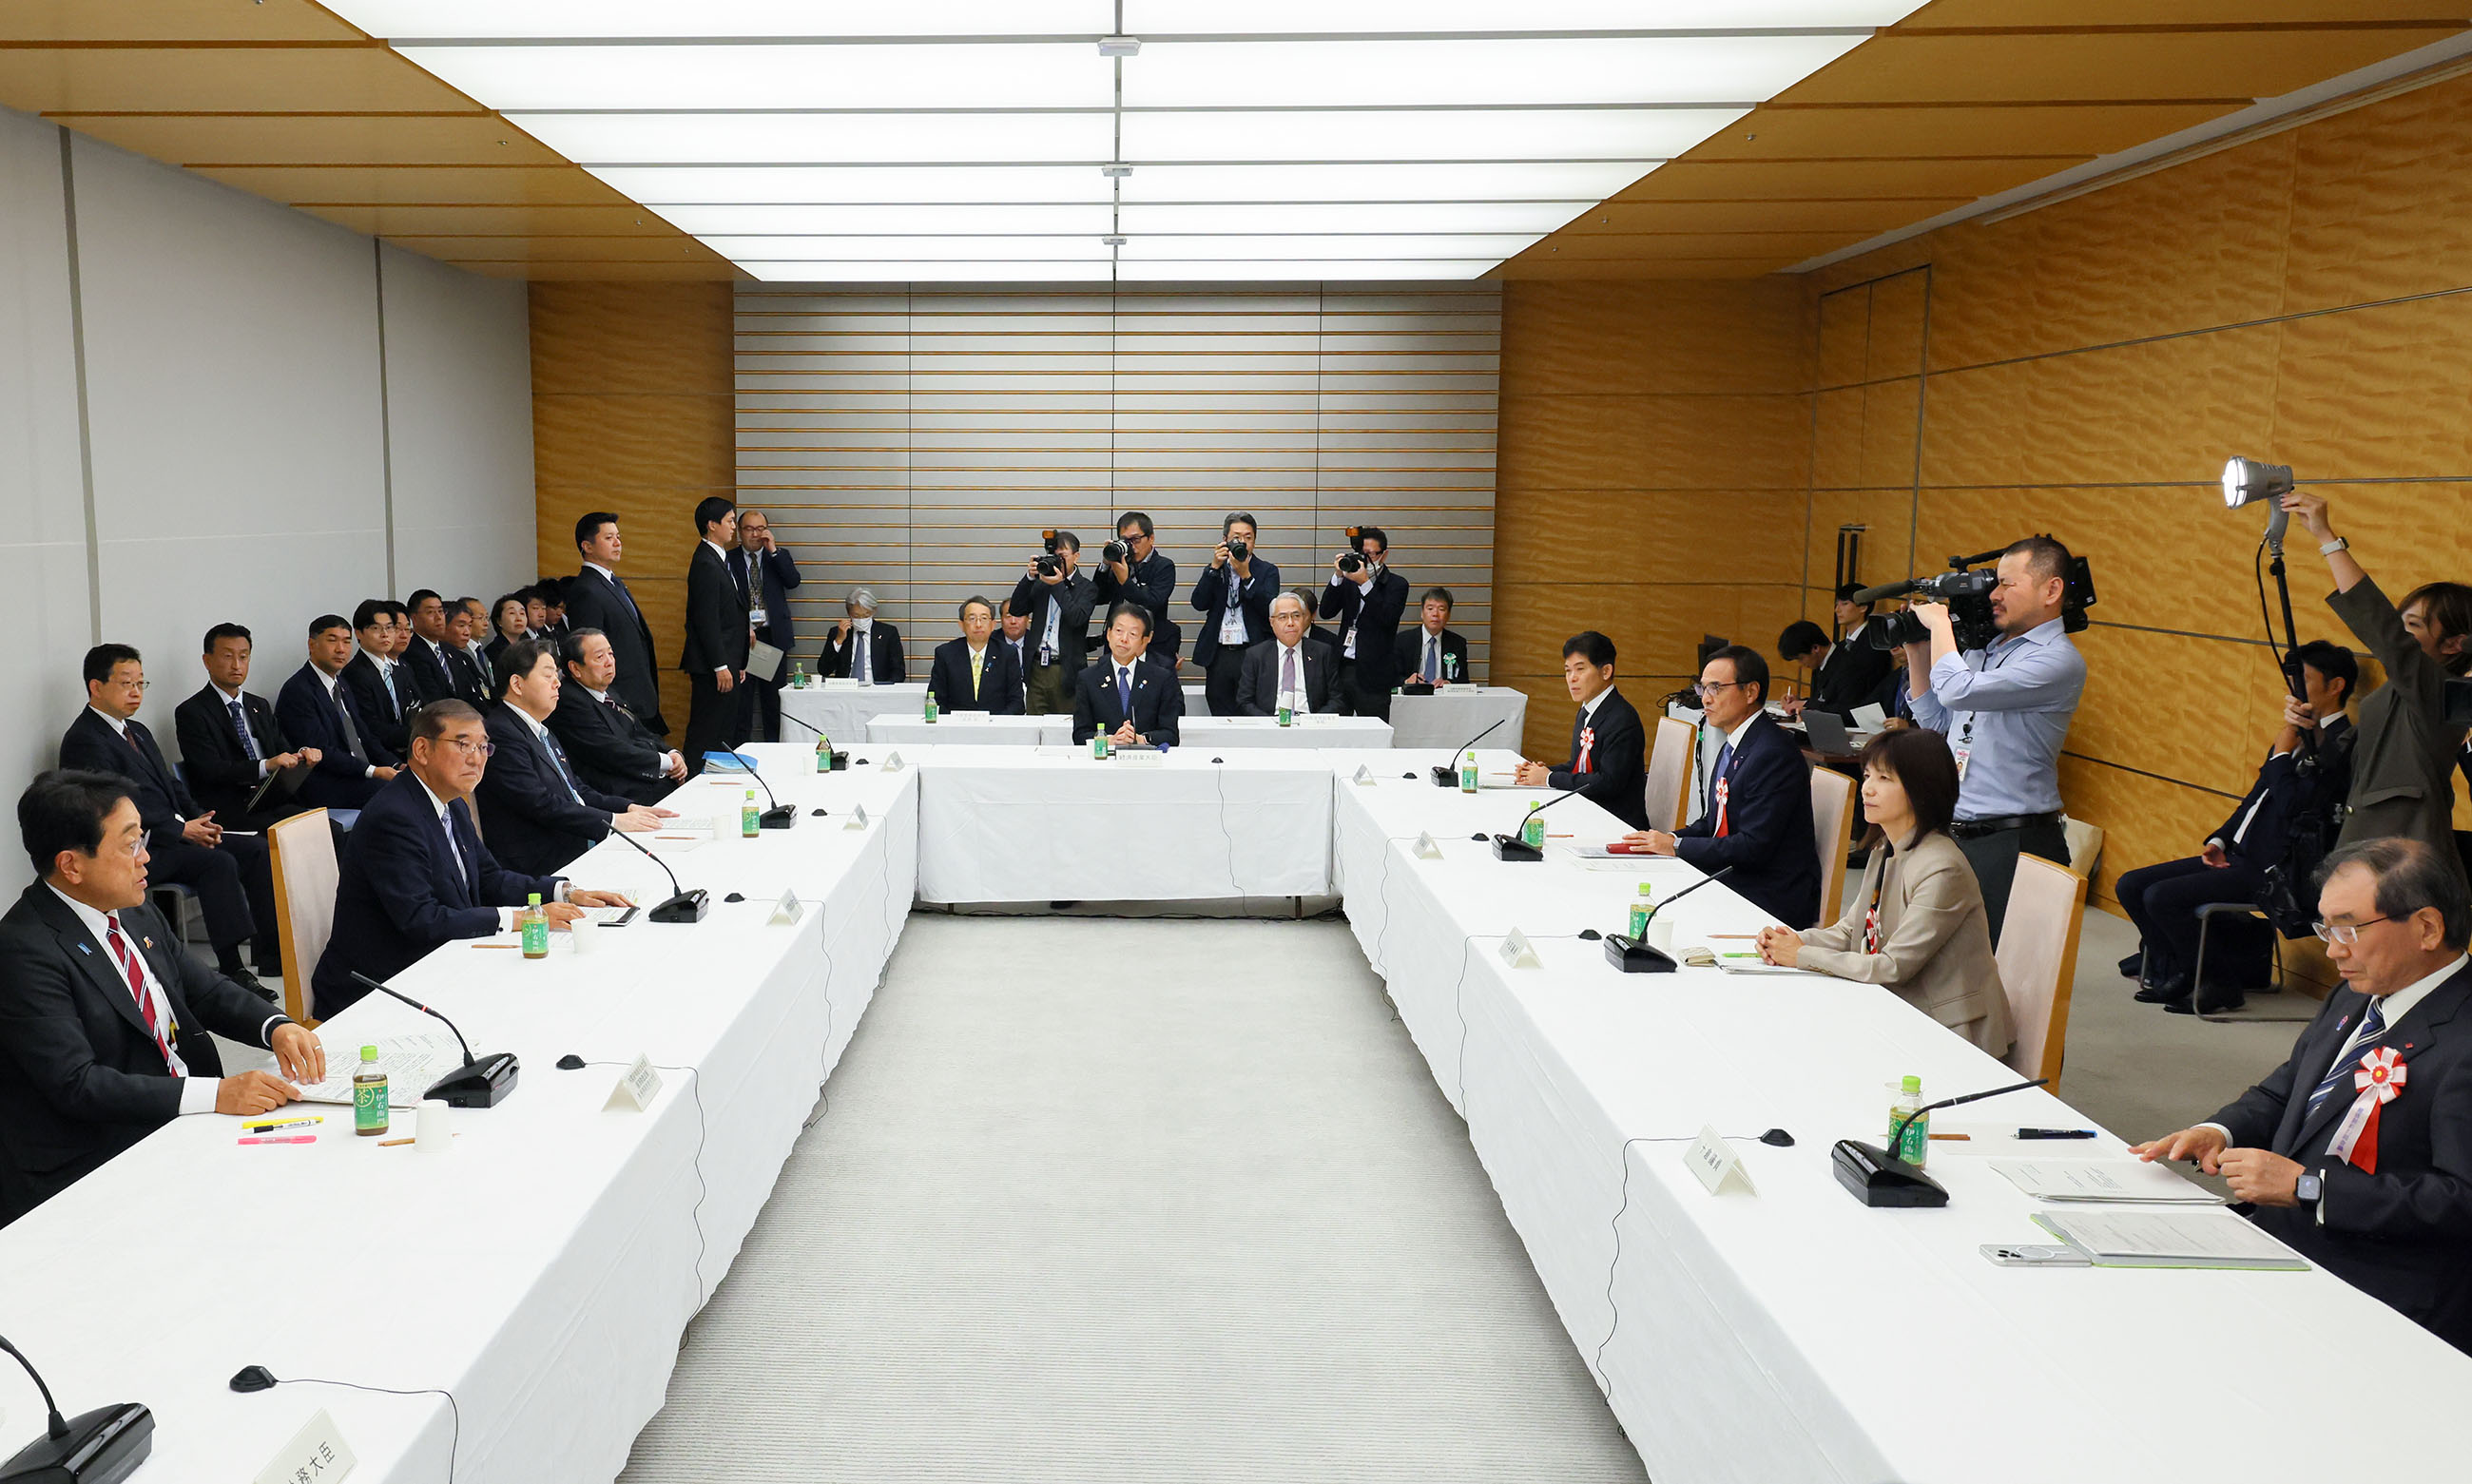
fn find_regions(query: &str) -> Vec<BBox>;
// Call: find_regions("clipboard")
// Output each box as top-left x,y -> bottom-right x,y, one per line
748,638 -> 787,683
244,760 -> 309,814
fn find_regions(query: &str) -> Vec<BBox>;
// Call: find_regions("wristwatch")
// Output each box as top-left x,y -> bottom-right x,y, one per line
2295,1171 -> 2324,1206
2319,536 -> 2348,556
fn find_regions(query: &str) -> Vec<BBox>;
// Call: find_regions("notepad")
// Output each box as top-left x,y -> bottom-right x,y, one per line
1992,1160 -> 2221,1205
2031,1210 -> 2308,1269
293,1032 -> 465,1110
1680,944 -> 1820,975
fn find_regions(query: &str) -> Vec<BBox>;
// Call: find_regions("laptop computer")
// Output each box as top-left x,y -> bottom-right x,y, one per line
1803,709 -> 1855,755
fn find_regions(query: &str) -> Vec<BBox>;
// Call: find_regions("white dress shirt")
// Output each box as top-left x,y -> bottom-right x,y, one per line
48,884 -> 283,1114
1327,572 -> 1373,658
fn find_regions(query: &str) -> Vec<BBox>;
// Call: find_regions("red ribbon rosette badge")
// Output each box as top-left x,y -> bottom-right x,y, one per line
2325,1047 -> 2406,1174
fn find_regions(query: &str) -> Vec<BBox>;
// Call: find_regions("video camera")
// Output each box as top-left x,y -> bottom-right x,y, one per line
1336,526 -> 1369,575
1858,540 -> 2097,652
1035,529 -> 1063,578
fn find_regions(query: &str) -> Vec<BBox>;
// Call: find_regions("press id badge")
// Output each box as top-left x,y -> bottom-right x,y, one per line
1952,743 -> 1971,782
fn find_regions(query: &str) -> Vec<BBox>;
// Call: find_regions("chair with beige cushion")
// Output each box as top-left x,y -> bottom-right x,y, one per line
1999,852 -> 2088,1088
1807,765 -> 1858,929
1644,716 -> 1695,835
267,808 -> 340,1026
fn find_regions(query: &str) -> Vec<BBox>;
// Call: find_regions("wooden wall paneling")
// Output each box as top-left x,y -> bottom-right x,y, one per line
1864,270 -> 1929,381
1809,387 -> 1866,491
2269,295 -> 2472,477
1915,485 -> 2269,644
1858,378 -> 1922,491
1817,286 -> 1870,390
1499,279 -> 1808,395
2285,76 -> 2472,313
1499,394 -> 1810,491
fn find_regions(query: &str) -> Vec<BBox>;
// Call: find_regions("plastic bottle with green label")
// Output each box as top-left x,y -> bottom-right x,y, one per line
816,731 -> 832,772
741,788 -> 761,838
521,892 -> 549,958
1629,881 -> 1654,938
924,691 -> 938,723
790,660 -> 807,689
1458,750 -> 1479,793
1520,802 -> 1545,848
354,1046 -> 388,1137
1889,1075 -> 1929,1166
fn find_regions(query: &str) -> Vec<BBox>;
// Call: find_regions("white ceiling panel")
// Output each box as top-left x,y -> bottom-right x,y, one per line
1116,260 -> 1499,280
1120,163 -> 1659,202
700,236 -> 1113,260
512,112 -> 1115,164
597,165 -> 1117,204
740,261 -> 1121,283
396,43 -> 1110,111
664,203 -> 1119,235
1120,107 -> 1743,163
1120,37 -> 1864,109
1116,235 -> 1542,260
1119,202 -> 1587,234
1120,2 -> 1923,30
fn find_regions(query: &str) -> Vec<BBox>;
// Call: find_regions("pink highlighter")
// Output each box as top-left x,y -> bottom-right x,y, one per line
237,1134 -> 317,1147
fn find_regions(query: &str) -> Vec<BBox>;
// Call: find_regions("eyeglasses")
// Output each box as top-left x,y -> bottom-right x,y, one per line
108,679 -> 150,692
2311,915 -> 2392,945
1693,680 -> 1750,698
438,738 -> 496,758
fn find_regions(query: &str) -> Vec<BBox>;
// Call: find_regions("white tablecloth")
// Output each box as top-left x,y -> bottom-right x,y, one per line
1178,715 -> 1391,750
780,680 -> 926,742
914,746 -> 1334,903
867,714 -> 1070,746
1382,685 -> 1529,751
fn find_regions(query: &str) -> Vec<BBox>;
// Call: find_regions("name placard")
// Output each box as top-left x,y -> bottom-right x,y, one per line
1411,831 -> 1444,860
1684,1126 -> 1758,1196
254,1407 -> 357,1484
842,802 -> 870,831
1497,928 -> 1542,970
604,1055 -> 663,1113
880,750 -> 907,773
769,888 -> 805,926
1352,763 -> 1378,785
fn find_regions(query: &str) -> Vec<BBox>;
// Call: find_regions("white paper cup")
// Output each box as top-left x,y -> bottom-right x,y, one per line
1647,917 -> 1675,955
415,1099 -> 453,1153
570,915 -> 599,954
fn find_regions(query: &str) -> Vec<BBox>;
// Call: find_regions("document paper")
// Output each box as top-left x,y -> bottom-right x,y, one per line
293,1031 -> 466,1110
1992,1160 -> 2222,1205
2032,1210 -> 2309,1269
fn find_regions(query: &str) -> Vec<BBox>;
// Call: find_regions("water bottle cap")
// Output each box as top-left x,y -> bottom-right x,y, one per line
1901,1074 -> 1922,1095
1636,881 -> 1652,896
361,1045 -> 379,1060
527,892 -> 542,905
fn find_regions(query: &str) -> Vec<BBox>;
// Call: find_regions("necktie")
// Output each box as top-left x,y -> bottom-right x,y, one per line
1282,646 -> 1298,702
333,687 -> 366,764
969,650 -> 983,701
855,626 -> 872,684
613,576 -> 642,624
2307,1000 -> 2389,1120
542,728 -> 585,802
604,695 -> 629,723
1422,636 -> 1439,683
104,914 -> 181,1072
1117,665 -> 1133,713
379,662 -> 402,719
227,700 -> 260,762
439,809 -> 471,893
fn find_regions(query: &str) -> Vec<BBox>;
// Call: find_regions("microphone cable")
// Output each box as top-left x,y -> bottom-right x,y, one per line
229,1371 -> 460,1483
566,1059 -> 709,1305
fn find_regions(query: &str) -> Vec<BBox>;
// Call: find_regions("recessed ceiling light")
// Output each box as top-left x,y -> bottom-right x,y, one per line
329,1 -> 1112,39
1121,37 -> 1863,110
509,112 -> 1113,165
1121,107 -> 1737,164
594,165 -> 1116,204
396,42 -> 1110,111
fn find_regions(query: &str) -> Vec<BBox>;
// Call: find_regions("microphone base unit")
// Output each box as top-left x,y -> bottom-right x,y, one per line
1829,1140 -> 1951,1207
820,750 -> 849,772
1489,834 -> 1543,862
1602,934 -> 1678,973
423,1051 -> 519,1108
1428,765 -> 1458,787
758,804 -> 798,830
0,1402 -> 153,1483
650,888 -> 711,925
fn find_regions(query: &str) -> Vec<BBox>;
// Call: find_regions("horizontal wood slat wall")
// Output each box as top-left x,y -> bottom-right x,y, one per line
734,284 -> 1498,680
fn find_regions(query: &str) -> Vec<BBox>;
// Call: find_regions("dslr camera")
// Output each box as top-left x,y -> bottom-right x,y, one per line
1102,535 -> 1131,565
1035,529 -> 1063,578
1226,534 -> 1251,562
1335,526 -> 1368,575
1865,541 -> 2097,652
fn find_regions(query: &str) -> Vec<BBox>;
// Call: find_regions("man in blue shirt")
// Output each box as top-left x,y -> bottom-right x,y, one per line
1905,535 -> 2086,946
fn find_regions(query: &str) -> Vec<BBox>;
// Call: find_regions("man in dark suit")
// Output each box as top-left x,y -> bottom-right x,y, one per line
398,589 -> 461,706
1190,511 -> 1281,719
444,600 -> 492,705
1094,511 -> 1182,671
310,700 -> 633,1018
2135,838 -> 2472,1352
2120,642 -> 2359,1014
60,645 -> 281,988
274,615 -> 401,812
730,508 -> 801,741
1779,612 -> 1894,723
1393,587 -> 1472,687
928,597 -> 1026,715
564,513 -> 668,739
173,623 -> 315,833
996,604 -> 1035,688
1072,603 -> 1184,748
1626,644 -> 1821,928
342,599 -> 412,759
1514,630 -> 1651,832
456,597 -> 497,700
1316,525 -> 1411,719
0,771 -> 324,1224
1238,592 -> 1335,717
680,495 -> 754,773
476,640 -> 667,876
820,586 -> 906,684
1009,530 -> 1095,716
550,628 -> 688,805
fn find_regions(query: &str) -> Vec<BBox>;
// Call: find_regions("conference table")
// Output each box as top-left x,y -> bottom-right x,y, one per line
5,743 -> 2466,1484
784,676 -> 1516,751
862,712 -> 1391,752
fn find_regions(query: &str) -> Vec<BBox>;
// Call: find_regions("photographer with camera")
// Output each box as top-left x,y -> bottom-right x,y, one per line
1190,512 -> 1281,718
1317,525 -> 1410,720
1903,535 -> 2087,946
1094,511 -> 1182,671
1007,530 -> 1094,716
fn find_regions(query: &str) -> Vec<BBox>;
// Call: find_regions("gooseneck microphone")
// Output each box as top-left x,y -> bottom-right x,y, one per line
774,710 -> 848,770
1490,784 -> 1589,861
1429,717 -> 1505,787
1832,1076 -> 2050,1208
721,751 -> 796,829
348,973 -> 520,1108
608,822 -> 711,923
1605,865 -> 1735,973
0,1331 -> 153,1481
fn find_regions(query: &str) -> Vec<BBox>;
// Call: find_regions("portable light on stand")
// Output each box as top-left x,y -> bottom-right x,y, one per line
2221,456 -> 2316,737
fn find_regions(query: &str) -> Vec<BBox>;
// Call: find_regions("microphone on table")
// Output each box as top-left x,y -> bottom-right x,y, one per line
1428,717 -> 1504,787
717,751 -> 796,829
0,1330 -> 152,1482
1490,784 -> 1588,861
774,710 -> 848,770
1832,1077 -> 2049,1208
607,826 -> 711,923
1605,865 -> 1735,973
347,972 -> 519,1108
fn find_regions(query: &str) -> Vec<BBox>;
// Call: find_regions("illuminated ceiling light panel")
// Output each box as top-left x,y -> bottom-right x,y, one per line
1118,202 -> 1590,234
1122,2 -> 1924,29
1120,37 -> 1864,110
1115,260 -> 1502,281
1116,234 -> 1543,260
699,236 -> 1112,261
660,203 -> 1119,236
1120,162 -> 1658,202
598,166 -> 1115,205
737,260 -> 1121,283
1121,107 -> 1739,164
510,111 -> 1114,165
395,43 -> 1109,112
341,2 -> 1113,39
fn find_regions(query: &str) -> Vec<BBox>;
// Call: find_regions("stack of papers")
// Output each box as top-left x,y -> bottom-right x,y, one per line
2031,1210 -> 2308,1270
293,1031 -> 466,1110
1992,1160 -> 2221,1205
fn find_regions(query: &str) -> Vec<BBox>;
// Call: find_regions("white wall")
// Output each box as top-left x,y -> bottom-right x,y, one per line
0,107 -> 534,814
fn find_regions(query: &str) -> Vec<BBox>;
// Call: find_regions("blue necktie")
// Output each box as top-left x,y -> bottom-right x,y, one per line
440,810 -> 470,893
542,729 -> 584,803
227,700 -> 260,762
1117,666 -> 1133,713
1712,739 -> 1735,781
2306,1000 -> 2388,1121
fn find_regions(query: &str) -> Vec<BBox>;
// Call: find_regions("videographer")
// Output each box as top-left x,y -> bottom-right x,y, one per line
1903,535 -> 2087,946
2283,491 -> 2472,886
1317,525 -> 1410,719
1094,511 -> 1182,671
1007,530 -> 1094,716
1190,511 -> 1281,718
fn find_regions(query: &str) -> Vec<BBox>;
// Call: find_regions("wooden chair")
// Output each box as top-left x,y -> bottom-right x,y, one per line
1644,716 -> 1695,834
2060,818 -> 2104,880
267,808 -> 340,1026
1999,853 -> 2088,1089
1806,766 -> 1858,928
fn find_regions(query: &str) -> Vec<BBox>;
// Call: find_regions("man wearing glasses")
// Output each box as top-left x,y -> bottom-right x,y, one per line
1620,643 -> 1821,929
58,644 -> 281,993
2135,838 -> 2472,1353
310,700 -> 633,1018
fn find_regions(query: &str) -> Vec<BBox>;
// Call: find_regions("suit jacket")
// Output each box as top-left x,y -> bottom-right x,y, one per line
1094,550 -> 1182,666
171,684 -> 294,830
1188,559 -> 1282,665
58,708 -> 199,852
1393,626 -> 1472,686
820,622 -> 908,684
1008,571 -> 1097,673
729,545 -> 802,680
2330,579 -> 2468,880
1675,712 -> 1822,928
1796,831 -> 2012,1053
927,638 -> 1025,715
447,645 -> 491,706
1545,686 -> 1651,834
548,683 -> 677,805
311,772 -> 560,1018
1317,569 -> 1411,689
474,703 -> 631,877
2209,960 -> 2472,1352
273,663 -> 395,810
0,885 -> 290,1222
399,636 -> 457,706
339,650 -> 411,759
1072,657 -> 1184,746
2212,715 -> 2355,864
458,643 -> 496,701
681,542 -> 751,676
564,566 -> 667,736
1236,640 -> 1334,717
1810,631 -> 1894,720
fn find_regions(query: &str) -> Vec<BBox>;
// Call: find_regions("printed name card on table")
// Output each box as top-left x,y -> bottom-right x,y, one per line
604,1055 -> 664,1112
1497,928 -> 1542,970
843,802 -> 870,832
880,750 -> 906,773
254,1407 -> 357,1484
1685,1126 -> 1758,1196
769,888 -> 805,926
1412,832 -> 1444,860
1352,763 -> 1378,785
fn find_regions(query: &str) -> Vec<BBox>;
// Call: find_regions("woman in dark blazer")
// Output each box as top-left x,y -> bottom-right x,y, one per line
483,592 -> 530,669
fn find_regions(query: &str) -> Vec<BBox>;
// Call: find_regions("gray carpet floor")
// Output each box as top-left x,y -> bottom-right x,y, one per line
619,915 -> 1646,1483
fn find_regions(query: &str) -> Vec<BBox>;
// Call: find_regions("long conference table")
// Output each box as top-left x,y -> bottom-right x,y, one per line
4,742 -> 2466,1484
782,678 -> 1526,750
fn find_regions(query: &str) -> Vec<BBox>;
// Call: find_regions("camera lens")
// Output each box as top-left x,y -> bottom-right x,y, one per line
1036,555 -> 1059,576
1227,538 -> 1248,560
1338,552 -> 1363,573
1105,538 -> 1130,563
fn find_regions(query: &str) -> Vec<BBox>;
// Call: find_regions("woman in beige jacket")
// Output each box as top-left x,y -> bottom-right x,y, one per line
1756,728 -> 2014,1055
